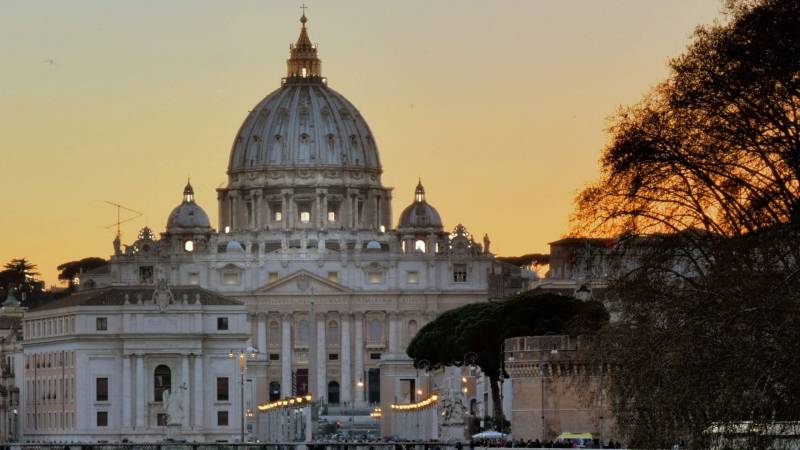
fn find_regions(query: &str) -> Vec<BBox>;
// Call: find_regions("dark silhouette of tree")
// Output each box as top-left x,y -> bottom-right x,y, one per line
575,0 -> 800,238
406,293 -> 608,426
496,253 -> 550,268
57,257 -> 107,291
572,1 -> 800,448
0,258 -> 44,303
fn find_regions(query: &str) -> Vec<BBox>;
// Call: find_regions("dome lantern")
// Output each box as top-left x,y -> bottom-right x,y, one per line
414,179 -> 426,203
183,179 -> 194,203
286,10 -> 322,82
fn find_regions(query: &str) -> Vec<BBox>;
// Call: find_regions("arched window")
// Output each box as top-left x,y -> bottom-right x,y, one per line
414,239 -> 426,253
328,321 -> 339,342
297,320 -> 310,344
269,381 -> 281,401
269,321 -> 279,345
369,319 -> 383,344
328,381 -> 340,405
154,365 -> 171,402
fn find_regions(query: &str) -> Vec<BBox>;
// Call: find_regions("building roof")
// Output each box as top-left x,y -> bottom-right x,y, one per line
29,285 -> 241,312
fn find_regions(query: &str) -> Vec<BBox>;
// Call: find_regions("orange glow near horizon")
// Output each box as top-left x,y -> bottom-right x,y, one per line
0,1 -> 725,286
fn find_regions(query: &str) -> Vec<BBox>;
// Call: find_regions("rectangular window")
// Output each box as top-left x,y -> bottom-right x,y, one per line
453,264 -> 468,282
222,272 -> 240,285
299,211 -> 311,223
187,272 -> 200,285
407,271 -> 419,284
217,410 -> 229,426
370,352 -> 381,360
296,368 -> 309,396
327,210 -> 336,222
274,211 -> 283,222
217,317 -> 229,330
367,271 -> 384,284
96,411 -> 108,427
269,353 -> 280,361
268,272 -> 279,283
96,377 -> 108,402
138,266 -> 154,284
327,271 -> 338,283
328,353 -> 339,361
157,413 -> 168,426
95,317 -> 108,331
217,377 -> 229,402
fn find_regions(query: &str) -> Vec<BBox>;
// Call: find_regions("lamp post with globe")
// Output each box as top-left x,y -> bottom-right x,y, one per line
229,346 -> 258,442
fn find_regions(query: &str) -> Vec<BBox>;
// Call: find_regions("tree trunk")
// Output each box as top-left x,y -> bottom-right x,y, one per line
488,372 -> 504,430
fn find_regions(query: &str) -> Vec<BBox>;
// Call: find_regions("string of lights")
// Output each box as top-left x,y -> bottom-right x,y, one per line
390,394 -> 439,411
257,394 -> 313,412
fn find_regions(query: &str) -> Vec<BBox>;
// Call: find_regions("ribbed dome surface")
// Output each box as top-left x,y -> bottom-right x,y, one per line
228,83 -> 381,173
398,202 -> 443,229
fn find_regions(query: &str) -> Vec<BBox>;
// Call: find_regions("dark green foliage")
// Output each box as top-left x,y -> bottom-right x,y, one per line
406,292 -> 608,423
57,257 -> 107,290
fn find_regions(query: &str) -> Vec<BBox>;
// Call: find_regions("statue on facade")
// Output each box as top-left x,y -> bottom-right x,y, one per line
162,382 -> 188,426
440,391 -> 467,425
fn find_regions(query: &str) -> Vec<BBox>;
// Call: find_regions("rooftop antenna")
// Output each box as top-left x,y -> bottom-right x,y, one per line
104,201 -> 143,239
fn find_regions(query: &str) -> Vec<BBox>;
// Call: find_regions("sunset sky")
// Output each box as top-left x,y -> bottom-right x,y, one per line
0,1 -> 725,286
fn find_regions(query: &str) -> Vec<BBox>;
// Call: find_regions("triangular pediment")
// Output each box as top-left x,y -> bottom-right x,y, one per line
253,270 -> 352,294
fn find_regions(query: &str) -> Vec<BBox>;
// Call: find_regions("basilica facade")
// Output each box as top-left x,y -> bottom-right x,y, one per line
22,14 -> 496,443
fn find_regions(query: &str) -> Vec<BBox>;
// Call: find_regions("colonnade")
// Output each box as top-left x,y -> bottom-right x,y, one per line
252,311 -> 410,407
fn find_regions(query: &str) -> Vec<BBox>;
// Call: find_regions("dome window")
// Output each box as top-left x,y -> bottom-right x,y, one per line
184,240 -> 195,252
273,211 -> 283,222
414,240 -> 426,253
300,133 -> 310,143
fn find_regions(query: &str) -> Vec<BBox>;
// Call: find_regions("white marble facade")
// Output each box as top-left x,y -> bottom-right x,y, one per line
66,14 -> 495,442
20,286 -> 250,442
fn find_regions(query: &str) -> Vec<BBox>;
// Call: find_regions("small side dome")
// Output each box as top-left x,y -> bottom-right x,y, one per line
166,180 -> 212,232
397,180 -> 443,229
226,240 -> 244,252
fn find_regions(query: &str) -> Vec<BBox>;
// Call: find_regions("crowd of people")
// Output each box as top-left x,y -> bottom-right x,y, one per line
470,438 -> 624,449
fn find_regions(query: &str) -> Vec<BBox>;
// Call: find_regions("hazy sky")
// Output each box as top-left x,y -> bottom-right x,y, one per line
0,1 -> 725,286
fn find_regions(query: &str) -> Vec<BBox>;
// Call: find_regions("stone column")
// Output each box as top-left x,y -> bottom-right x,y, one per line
252,191 -> 261,229
316,314 -> 326,401
257,314 -> 267,360
388,313 -> 399,354
193,354 -> 204,430
281,314 -> 292,397
122,354 -> 132,430
340,314 -> 352,405
135,354 -> 145,429
281,190 -> 291,231
354,313 -> 365,407
181,354 -> 190,428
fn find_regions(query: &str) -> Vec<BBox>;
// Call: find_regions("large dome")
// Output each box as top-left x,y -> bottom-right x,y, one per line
227,14 -> 380,175
228,84 -> 380,173
216,14 -> 394,234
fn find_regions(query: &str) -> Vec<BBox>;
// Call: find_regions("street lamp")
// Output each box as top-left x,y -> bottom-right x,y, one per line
229,346 -> 258,443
